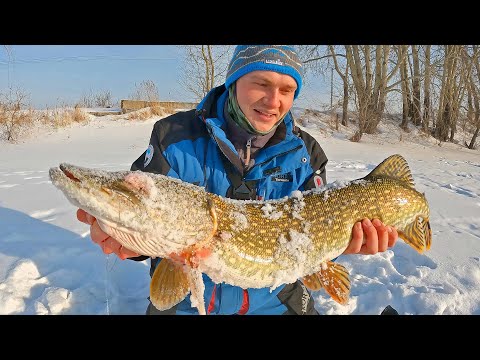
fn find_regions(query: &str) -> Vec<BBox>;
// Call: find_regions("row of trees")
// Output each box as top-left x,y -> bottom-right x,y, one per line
0,79 -> 161,142
302,45 -> 479,148
181,45 -> 480,149
2,45 -> 479,148
76,80 -> 160,108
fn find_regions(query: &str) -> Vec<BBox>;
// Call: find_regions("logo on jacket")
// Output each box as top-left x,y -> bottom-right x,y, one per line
144,144 -> 154,167
313,175 -> 323,189
272,173 -> 293,182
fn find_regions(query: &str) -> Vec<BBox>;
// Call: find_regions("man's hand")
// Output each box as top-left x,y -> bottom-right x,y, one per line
343,218 -> 398,255
76,209 -> 140,260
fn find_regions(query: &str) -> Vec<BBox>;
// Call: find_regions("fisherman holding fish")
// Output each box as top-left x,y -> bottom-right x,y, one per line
76,45 -> 399,315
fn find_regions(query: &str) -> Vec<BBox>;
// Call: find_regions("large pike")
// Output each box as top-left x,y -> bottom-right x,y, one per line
49,154 -> 432,314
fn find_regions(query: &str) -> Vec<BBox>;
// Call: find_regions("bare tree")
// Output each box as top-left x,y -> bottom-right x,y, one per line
346,45 -> 403,141
298,45 -> 353,125
411,45 -> 422,126
402,45 -> 440,133
463,45 -> 480,149
298,45 -> 332,98
129,80 -> 160,102
328,46 -> 349,126
78,89 -> 113,107
179,45 -> 233,101
435,45 -> 467,142
422,45 -> 432,132
94,90 -> 112,107
0,87 -> 30,142
399,45 -> 411,130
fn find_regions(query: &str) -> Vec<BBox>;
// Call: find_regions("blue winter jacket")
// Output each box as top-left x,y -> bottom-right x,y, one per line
130,85 -> 328,315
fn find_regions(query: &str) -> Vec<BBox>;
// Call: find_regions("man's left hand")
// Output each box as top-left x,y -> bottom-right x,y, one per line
343,218 -> 398,255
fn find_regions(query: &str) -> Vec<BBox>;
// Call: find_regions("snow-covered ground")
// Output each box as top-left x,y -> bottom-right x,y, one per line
1,109 -> 479,315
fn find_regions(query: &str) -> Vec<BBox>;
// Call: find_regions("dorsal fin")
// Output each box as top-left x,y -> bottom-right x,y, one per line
364,154 -> 415,188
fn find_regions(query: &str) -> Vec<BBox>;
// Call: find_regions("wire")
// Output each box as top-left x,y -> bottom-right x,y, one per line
0,55 -> 176,66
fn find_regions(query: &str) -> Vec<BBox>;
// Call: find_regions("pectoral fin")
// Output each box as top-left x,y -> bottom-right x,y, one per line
150,258 -> 190,311
302,273 -> 323,291
302,261 -> 351,305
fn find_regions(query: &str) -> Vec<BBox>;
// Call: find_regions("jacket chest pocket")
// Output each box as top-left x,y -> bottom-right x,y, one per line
257,171 -> 302,200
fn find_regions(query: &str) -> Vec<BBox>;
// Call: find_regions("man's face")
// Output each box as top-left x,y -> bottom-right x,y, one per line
235,70 -> 297,132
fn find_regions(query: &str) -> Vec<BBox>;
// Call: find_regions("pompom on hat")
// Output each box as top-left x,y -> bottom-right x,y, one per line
225,45 -> 303,99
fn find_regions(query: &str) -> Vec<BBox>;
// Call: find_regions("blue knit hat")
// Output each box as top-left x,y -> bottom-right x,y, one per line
225,45 -> 303,99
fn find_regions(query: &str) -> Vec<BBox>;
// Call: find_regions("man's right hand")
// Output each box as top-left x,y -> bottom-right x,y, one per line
76,209 -> 140,260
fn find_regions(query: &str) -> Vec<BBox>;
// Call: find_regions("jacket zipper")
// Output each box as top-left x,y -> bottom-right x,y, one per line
244,138 -> 252,171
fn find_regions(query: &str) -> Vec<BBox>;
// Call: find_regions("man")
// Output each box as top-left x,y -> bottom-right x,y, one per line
77,45 -> 398,315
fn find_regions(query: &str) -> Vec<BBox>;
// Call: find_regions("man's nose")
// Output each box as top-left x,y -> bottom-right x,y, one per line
263,89 -> 281,108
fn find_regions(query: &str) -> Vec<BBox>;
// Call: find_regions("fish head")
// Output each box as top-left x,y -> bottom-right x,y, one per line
49,163 -> 214,257
49,163 -> 159,227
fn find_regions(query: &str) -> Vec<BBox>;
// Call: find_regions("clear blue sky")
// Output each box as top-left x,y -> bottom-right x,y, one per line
0,45 -> 330,110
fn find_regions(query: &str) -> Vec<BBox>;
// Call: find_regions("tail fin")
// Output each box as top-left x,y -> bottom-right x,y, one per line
398,215 -> 432,253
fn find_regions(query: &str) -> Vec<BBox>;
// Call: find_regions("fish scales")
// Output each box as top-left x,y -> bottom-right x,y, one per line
203,176 -> 429,289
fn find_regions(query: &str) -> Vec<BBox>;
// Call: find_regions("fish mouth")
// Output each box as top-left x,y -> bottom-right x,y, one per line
49,164 -> 98,204
59,164 -> 81,182
49,163 -> 92,186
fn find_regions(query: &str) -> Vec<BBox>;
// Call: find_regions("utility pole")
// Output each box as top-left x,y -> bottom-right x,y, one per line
3,45 -> 13,87
330,67 -> 333,114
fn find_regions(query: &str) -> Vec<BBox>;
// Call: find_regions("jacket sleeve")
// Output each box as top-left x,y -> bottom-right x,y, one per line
297,128 -> 328,190
130,121 -> 176,176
